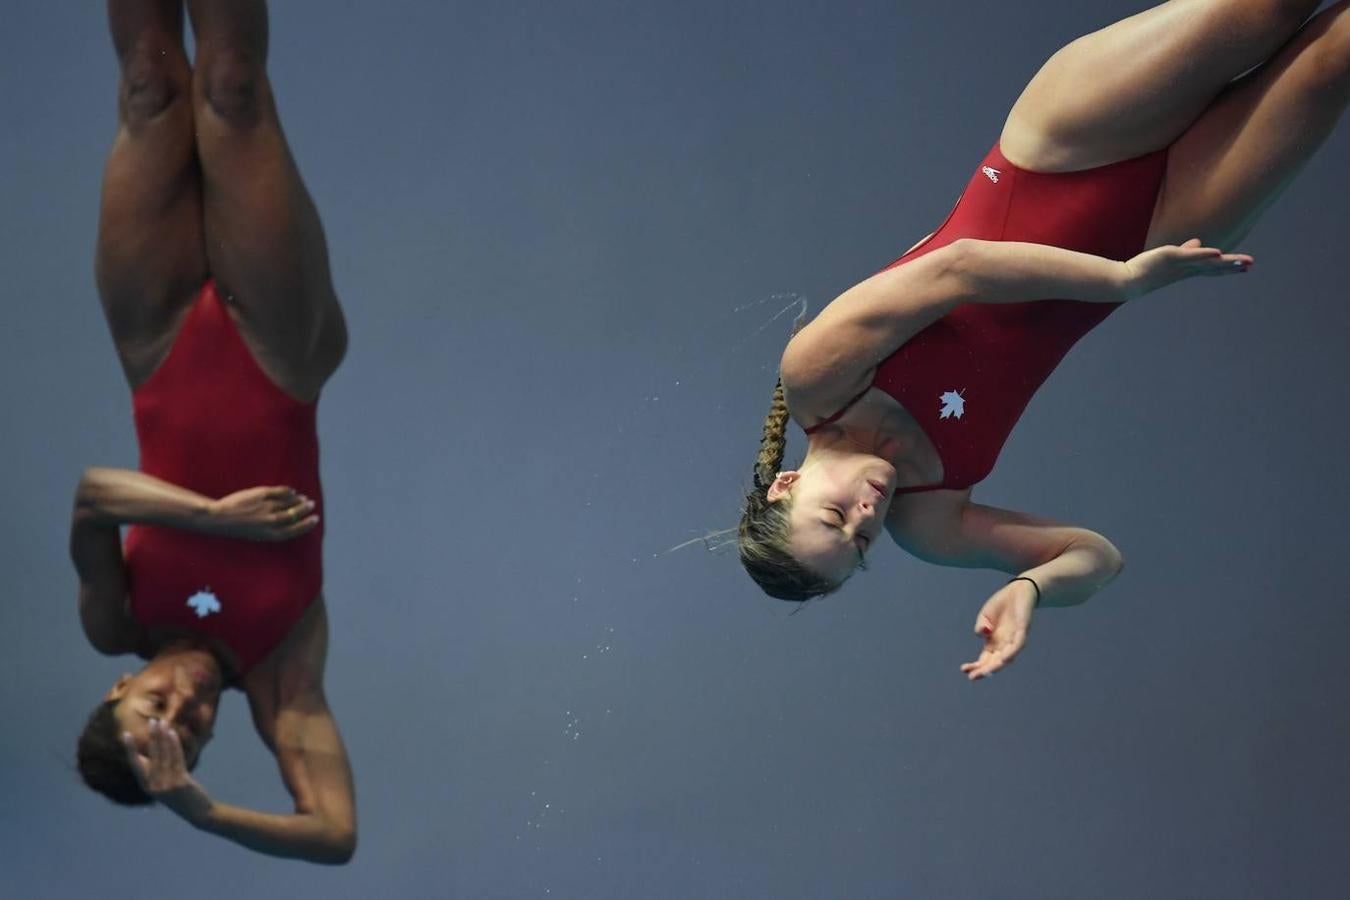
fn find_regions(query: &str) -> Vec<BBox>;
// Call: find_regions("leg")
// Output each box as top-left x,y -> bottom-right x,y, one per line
1148,0 -> 1350,247
96,0 -> 207,387
186,0 -> 345,402
1001,0 -> 1321,171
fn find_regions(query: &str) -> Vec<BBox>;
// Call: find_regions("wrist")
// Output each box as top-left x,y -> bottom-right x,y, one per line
1007,575 -> 1042,608
199,497 -> 223,530
166,783 -> 216,828
1115,260 -> 1141,302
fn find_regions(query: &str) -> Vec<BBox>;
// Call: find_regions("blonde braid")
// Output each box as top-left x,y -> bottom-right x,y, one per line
740,314 -> 839,602
753,313 -> 807,489
753,378 -> 791,490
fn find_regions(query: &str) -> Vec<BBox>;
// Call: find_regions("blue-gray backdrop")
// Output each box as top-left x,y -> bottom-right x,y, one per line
3,1 -> 1348,897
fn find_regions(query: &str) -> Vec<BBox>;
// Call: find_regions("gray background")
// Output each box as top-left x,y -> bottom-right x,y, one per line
3,1 -> 1348,897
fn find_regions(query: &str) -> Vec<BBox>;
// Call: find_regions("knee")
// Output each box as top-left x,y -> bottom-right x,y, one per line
120,47 -> 191,123
1253,0 -> 1319,29
1307,3 -> 1350,100
196,48 -> 269,125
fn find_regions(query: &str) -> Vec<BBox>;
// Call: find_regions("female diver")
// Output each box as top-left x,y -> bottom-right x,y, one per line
740,0 -> 1349,679
71,1 -> 354,863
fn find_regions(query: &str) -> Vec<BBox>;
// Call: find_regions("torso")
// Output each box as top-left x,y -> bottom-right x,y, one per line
792,136 -> 1168,494
123,280 -> 327,676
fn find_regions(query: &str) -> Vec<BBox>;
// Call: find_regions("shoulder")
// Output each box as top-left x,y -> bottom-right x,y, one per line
781,243 -> 971,418
885,487 -> 972,560
780,325 -> 875,426
242,597 -> 329,719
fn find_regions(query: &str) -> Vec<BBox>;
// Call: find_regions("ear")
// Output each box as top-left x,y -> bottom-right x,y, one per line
765,471 -> 800,503
104,673 -> 134,702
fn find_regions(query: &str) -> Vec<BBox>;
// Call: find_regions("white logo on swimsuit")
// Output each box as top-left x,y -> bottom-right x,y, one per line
939,389 -> 966,420
982,166 -> 1001,183
186,588 -> 222,619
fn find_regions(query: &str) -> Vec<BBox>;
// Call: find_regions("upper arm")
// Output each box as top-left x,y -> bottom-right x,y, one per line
246,601 -> 356,846
780,242 -> 970,414
70,507 -> 139,655
885,490 -> 1119,573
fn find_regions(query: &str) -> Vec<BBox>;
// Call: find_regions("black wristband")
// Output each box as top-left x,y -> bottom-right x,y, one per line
1007,576 -> 1041,608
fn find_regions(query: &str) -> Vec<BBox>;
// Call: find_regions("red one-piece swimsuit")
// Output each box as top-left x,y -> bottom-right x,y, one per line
123,280 -> 324,674
806,142 -> 1168,493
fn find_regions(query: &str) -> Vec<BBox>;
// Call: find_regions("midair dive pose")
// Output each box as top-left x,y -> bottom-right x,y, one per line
73,0 -> 355,863
740,0 -> 1348,679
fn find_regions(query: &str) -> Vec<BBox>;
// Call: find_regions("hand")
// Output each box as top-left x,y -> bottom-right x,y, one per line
122,720 -> 213,824
207,486 -> 318,541
1120,238 -> 1253,300
961,579 -> 1038,681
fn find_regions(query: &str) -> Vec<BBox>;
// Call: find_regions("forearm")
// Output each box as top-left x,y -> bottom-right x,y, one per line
190,801 -> 355,865
953,238 -> 1129,304
75,466 -> 214,530
1014,537 -> 1124,609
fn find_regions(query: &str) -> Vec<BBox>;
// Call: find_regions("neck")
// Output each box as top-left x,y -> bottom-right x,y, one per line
805,425 -> 884,459
147,634 -> 236,683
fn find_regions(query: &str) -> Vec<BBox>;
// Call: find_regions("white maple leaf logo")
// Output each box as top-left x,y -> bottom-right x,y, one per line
982,166 -> 1001,183
186,588 -> 222,619
938,389 -> 966,419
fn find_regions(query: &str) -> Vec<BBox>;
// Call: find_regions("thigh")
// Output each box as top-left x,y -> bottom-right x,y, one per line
1147,0 -> 1350,248
192,71 -> 345,401
95,51 -> 208,386
1001,0 -> 1318,172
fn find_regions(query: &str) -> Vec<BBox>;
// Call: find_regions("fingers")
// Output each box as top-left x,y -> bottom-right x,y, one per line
276,513 -> 321,539
120,731 -> 151,786
149,718 -> 186,768
1175,240 -> 1253,272
961,629 -> 1028,681
267,497 -> 318,540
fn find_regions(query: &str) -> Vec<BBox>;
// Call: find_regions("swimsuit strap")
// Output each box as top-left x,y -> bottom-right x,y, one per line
801,386 -> 871,435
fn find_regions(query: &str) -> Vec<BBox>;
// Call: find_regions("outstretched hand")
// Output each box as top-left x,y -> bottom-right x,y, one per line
122,720 -> 213,823
208,486 -> 318,541
1121,238 -> 1253,300
961,579 -> 1038,681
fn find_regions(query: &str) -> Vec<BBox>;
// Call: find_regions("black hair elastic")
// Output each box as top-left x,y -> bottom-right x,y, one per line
1007,576 -> 1041,608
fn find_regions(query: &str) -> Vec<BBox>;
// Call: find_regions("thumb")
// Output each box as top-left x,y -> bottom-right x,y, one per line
1180,237 -> 1202,248
974,614 -> 994,637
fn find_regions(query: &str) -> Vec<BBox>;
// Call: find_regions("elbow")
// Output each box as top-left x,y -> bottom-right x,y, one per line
1096,540 -> 1125,582
935,238 -> 981,299
1066,534 -> 1124,584
317,827 -> 357,866
73,467 -> 109,519
73,468 -> 96,511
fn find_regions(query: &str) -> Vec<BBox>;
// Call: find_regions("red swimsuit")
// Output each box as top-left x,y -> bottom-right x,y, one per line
805,142 -> 1168,492
123,281 -> 324,674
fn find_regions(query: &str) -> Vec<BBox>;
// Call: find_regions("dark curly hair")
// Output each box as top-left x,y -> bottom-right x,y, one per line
76,700 -> 152,806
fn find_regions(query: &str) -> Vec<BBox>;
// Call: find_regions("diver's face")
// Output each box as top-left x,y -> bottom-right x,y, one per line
771,454 -> 897,584
108,650 -> 222,767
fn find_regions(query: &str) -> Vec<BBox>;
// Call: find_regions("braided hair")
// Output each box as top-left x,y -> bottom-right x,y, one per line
738,319 -> 840,601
